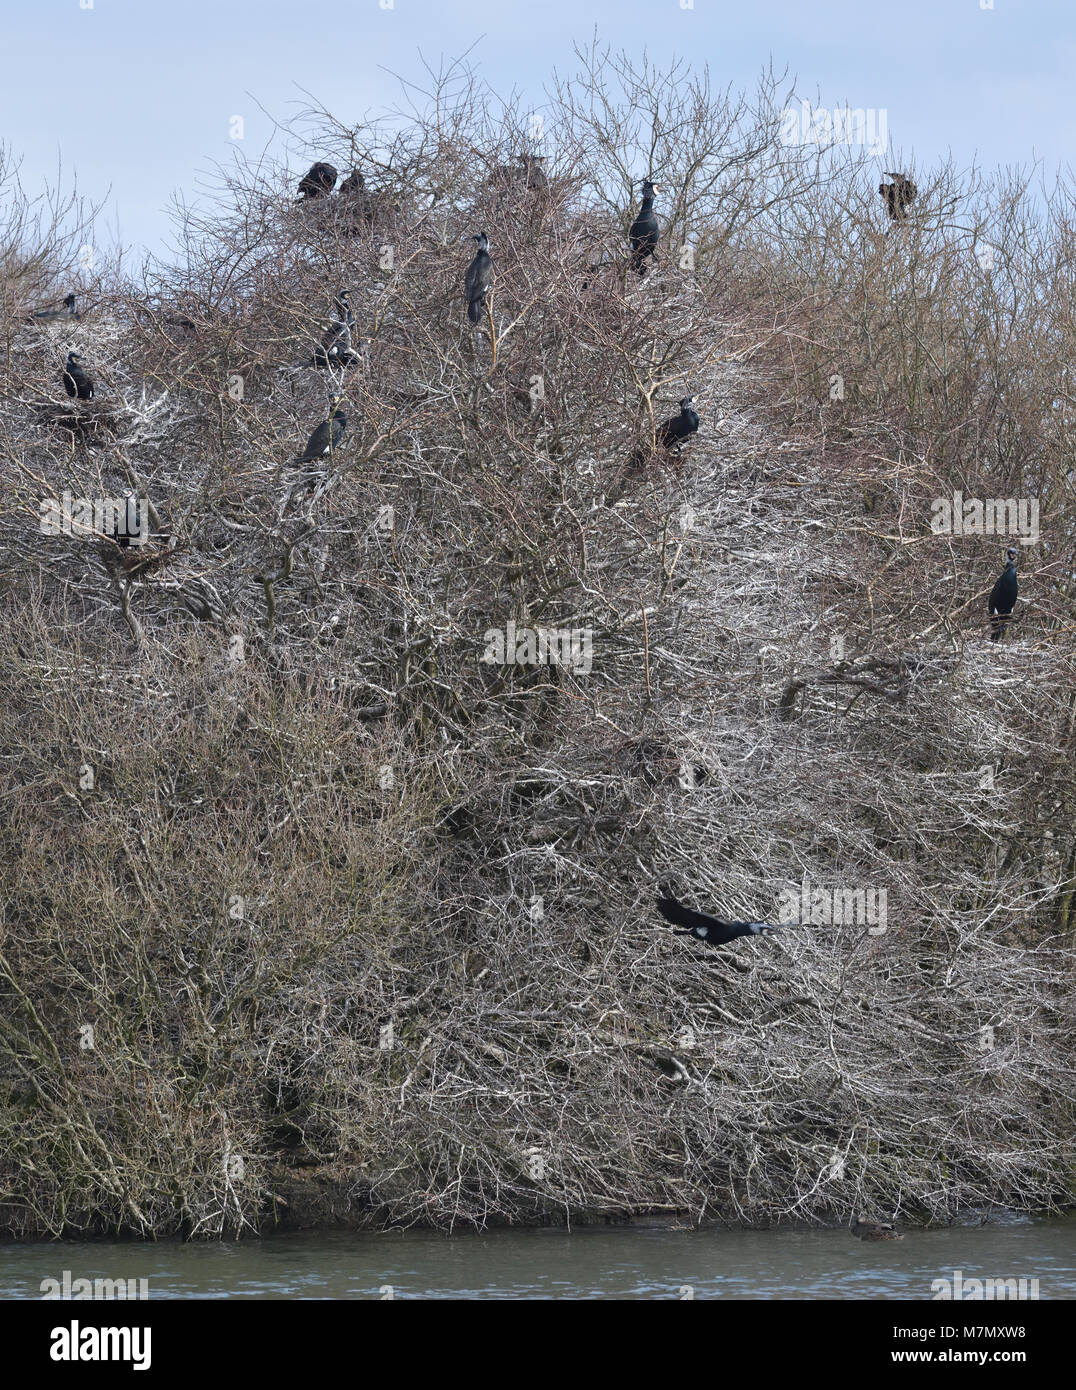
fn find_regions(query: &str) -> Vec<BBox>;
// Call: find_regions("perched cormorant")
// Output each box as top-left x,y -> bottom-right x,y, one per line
465,233 -> 493,324
518,154 -> 548,191
29,292 -> 79,322
629,179 -> 659,273
107,490 -> 142,549
852,1217 -> 904,1242
62,352 -> 94,400
295,397 -> 347,464
988,547 -> 1019,640
338,170 -> 370,231
656,397 -> 699,450
879,173 -> 917,223
311,289 -> 361,368
339,172 -> 398,229
296,162 -> 338,201
656,890 -> 782,945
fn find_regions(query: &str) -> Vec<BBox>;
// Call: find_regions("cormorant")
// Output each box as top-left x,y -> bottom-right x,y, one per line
465,233 -> 493,324
296,162 -> 338,201
852,1217 -> 904,1242
656,890 -> 782,945
339,172 -> 398,229
656,397 -> 699,450
62,352 -> 94,400
311,289 -> 361,368
518,154 -> 548,191
29,292 -> 79,322
879,173 -> 917,223
988,547 -> 1019,640
338,170 -> 371,231
295,398 -> 347,464
629,179 -> 659,273
107,490 -> 142,549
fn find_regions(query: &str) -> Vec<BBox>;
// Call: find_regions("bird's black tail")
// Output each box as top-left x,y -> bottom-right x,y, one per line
467,299 -> 481,324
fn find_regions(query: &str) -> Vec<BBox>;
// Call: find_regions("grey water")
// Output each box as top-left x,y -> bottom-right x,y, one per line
1,1215 -> 1073,1299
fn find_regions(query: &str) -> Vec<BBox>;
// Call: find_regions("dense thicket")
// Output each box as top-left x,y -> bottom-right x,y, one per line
0,52 -> 1073,1236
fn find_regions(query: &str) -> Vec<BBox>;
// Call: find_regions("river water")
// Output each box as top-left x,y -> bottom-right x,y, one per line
0,1215 -> 1072,1299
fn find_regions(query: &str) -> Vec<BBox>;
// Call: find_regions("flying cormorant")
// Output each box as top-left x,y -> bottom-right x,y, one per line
657,890 -> 782,945
465,233 -> 493,324
629,180 -> 660,273
988,547 -> 1019,640
296,162 -> 338,201
62,352 -> 94,400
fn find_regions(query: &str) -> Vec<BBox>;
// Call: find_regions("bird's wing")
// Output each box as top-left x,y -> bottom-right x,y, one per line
465,255 -> 490,299
321,320 -> 345,351
298,423 -> 328,460
988,574 -> 1016,613
658,895 -> 780,945
656,894 -> 723,934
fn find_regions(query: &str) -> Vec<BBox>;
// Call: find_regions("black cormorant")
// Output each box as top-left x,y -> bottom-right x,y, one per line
656,397 -> 699,450
656,890 -> 782,945
311,289 -> 361,368
879,173 -> 917,223
465,233 -> 493,324
629,180 -> 659,273
62,352 -> 94,400
296,162 -> 338,201
29,292 -> 79,321
108,490 -> 142,549
338,170 -> 371,231
852,1217 -> 904,1241
518,154 -> 548,191
295,398 -> 347,464
988,547 -> 1019,640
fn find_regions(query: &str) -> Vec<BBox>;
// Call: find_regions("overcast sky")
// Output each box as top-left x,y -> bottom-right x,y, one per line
2,0 -> 1074,259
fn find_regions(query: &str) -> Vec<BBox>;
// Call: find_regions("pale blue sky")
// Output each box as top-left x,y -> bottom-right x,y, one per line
2,0 -> 1074,258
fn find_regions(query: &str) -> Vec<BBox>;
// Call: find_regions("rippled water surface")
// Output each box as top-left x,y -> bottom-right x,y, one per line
1,1216 -> 1072,1299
